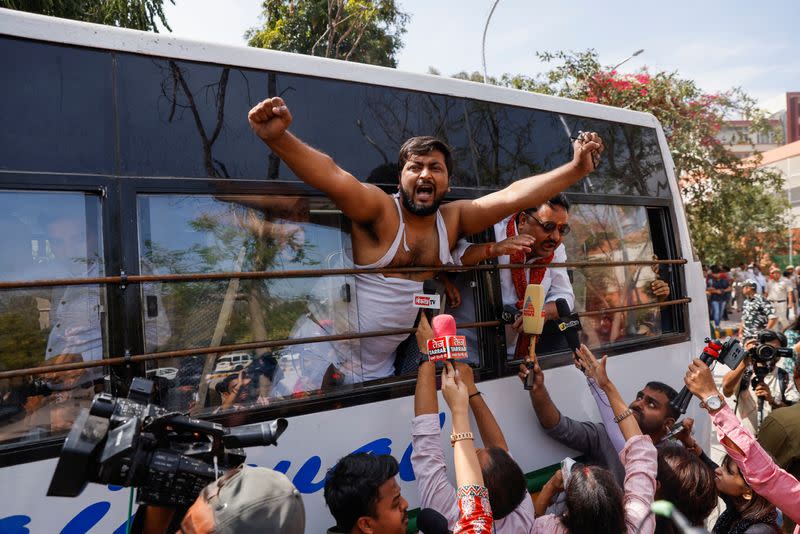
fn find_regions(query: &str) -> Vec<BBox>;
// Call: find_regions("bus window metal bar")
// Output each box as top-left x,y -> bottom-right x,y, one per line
0,259 -> 688,290
0,298 -> 691,380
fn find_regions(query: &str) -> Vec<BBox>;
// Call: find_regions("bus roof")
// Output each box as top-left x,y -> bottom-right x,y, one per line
0,7 -> 660,130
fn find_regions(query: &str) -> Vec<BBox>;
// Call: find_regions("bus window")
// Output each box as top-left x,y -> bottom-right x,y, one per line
0,191 -> 106,447
567,204 -> 665,347
137,194 -> 364,413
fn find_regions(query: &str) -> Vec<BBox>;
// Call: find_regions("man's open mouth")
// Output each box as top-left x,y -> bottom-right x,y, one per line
415,182 -> 435,202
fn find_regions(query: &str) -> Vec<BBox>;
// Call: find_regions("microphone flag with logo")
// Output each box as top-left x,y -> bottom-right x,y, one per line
426,314 -> 468,362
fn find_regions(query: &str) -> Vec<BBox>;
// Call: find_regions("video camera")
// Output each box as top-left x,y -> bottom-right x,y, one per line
747,343 -> 792,363
47,377 -> 287,507
671,337 -> 747,414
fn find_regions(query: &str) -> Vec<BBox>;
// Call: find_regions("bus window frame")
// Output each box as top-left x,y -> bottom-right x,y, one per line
0,176 -> 691,467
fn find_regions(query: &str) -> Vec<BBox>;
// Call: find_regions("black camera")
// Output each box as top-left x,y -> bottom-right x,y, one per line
671,337 -> 748,414
47,377 -> 287,507
747,343 -> 793,363
501,305 -> 521,325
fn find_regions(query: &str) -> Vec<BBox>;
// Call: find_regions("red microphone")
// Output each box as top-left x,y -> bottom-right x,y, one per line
426,314 -> 468,362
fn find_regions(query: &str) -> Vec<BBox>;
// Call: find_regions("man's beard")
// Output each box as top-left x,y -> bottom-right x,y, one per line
399,185 -> 443,217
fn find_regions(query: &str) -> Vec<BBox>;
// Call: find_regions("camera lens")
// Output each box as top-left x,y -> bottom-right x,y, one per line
756,344 -> 776,361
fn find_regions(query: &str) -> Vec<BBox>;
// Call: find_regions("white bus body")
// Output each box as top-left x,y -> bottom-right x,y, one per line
0,8 -> 709,533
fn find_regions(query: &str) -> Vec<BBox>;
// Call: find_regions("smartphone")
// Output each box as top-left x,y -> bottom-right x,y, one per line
664,421 -> 685,440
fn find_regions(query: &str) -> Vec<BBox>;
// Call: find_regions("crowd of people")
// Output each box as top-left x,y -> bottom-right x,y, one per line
187,98 -> 796,533
6,95 -> 800,532
139,327 -> 800,533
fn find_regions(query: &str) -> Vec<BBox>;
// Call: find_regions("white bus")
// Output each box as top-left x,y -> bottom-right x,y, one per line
0,9 -> 709,533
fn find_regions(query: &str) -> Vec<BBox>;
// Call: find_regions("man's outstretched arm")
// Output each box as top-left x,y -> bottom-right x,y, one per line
415,314 -> 439,416
248,97 -> 386,225
455,133 -> 603,236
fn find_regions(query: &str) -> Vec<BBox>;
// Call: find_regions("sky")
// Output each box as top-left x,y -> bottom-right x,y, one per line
161,0 -> 798,114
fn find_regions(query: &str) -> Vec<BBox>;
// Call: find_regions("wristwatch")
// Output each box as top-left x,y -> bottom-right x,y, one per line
702,394 -> 724,413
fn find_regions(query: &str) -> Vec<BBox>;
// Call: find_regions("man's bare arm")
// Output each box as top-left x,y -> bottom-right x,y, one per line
415,315 -> 438,416
248,97 -> 386,225
459,234 -> 535,266
455,133 -> 603,236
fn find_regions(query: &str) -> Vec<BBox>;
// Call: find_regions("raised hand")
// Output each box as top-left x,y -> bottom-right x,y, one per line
492,234 -> 536,257
248,96 -> 293,143
684,359 -> 719,401
454,361 -> 478,396
575,344 -> 610,390
441,361 -> 469,415
650,279 -> 670,300
571,131 -> 604,174
518,354 -> 544,392
415,313 -> 434,355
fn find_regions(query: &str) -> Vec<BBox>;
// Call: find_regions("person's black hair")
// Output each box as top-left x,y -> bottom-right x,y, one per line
561,464 -> 625,533
481,447 -> 527,521
710,265 -> 721,274
397,137 -> 453,177
645,381 -> 680,420
324,453 -> 399,532
757,329 -> 787,348
215,373 -> 237,395
716,455 -> 779,527
655,445 -> 717,528
521,193 -> 571,218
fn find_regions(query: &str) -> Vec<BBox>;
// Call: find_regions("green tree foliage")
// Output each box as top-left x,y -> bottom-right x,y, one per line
246,0 -> 409,67
1,0 -> 174,32
449,50 -> 788,266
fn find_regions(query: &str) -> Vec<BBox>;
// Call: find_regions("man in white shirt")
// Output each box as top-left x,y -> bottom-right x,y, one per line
43,214 -> 170,370
454,194 -> 575,358
722,330 -> 800,435
766,266 -> 795,331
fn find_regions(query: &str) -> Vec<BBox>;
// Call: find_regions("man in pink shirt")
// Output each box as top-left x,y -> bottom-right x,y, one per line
684,358 -> 800,532
411,318 -> 534,532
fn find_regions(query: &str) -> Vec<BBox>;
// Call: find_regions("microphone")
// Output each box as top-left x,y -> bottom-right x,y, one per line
521,284 -> 545,390
521,284 -> 546,336
555,298 -> 581,355
650,500 -> 708,533
417,508 -> 451,534
427,314 -> 468,362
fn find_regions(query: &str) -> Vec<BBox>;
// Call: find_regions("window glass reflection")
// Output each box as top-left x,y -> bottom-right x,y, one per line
137,194 -> 362,412
116,55 -> 268,178
0,191 -> 106,446
0,37 -> 114,174
565,204 -> 661,347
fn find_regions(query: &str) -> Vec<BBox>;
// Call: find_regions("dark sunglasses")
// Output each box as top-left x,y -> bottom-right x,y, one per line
526,212 -> 571,236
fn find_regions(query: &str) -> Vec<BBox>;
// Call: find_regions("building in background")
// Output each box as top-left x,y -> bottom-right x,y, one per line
718,117 -> 783,159
786,92 -> 800,144
757,140 -> 800,263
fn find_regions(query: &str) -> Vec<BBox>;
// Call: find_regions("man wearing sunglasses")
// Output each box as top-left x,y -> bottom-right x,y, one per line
454,194 -> 574,358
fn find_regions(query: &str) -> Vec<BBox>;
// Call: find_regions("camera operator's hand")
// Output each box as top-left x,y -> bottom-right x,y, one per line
684,359 -> 720,401
575,344 -> 611,391
754,383 -> 775,405
518,355 -> 544,391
